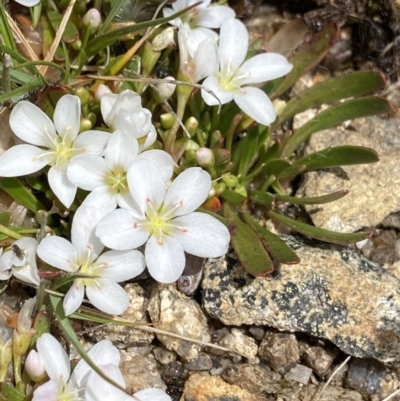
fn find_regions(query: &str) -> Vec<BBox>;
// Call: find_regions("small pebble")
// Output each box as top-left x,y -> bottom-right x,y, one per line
249,326 -> 265,341
153,347 -> 177,365
183,352 -> 213,371
212,327 -> 229,342
285,364 -> 312,385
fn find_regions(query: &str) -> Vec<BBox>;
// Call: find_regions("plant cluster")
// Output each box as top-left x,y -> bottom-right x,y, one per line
0,0 -> 393,399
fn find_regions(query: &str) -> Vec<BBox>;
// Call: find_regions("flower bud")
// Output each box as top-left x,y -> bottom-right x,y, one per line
222,173 -> 238,188
151,27 -> 175,51
25,350 -> 46,382
160,113 -> 175,130
185,139 -> 200,152
94,84 -> 112,102
75,87 -> 91,106
155,77 -> 176,100
185,116 -> 198,137
80,118 -> 92,131
82,8 -> 102,31
72,39 -> 82,51
272,99 -> 286,116
196,148 -> 215,168
234,185 -> 247,197
210,130 -> 222,148
213,182 -> 226,196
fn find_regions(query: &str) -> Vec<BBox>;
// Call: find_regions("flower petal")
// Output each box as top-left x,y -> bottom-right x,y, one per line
201,76 -> 233,106
48,166 -> 77,208
63,281 -> 85,316
194,36 -> 218,82
37,333 -> 70,382
80,188 -> 117,219
67,154 -> 108,191
96,209 -> 149,250
37,236 -> 77,272
13,264 -> 40,286
219,18 -> 248,74
53,95 -> 81,143
100,93 -> 119,126
238,53 -> 293,85
73,130 -> 110,155
146,235 -> 185,283
9,101 -> 55,147
233,86 -> 276,126
127,159 -> 166,214
86,278 -> 129,315
15,0 -> 40,6
95,250 -> 145,281
32,379 -> 60,401
172,212 -> 230,257
104,130 -> 139,170
136,149 -> 174,182
0,145 -> 52,176
196,5 -> 235,28
162,167 -> 211,218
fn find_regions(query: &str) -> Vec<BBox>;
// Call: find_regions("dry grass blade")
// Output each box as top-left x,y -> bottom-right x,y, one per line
381,388 -> 400,401
312,356 -> 351,401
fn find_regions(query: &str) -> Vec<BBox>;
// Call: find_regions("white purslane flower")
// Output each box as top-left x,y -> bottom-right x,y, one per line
37,205 -> 145,316
67,130 -> 174,217
14,0 -> 40,6
201,18 -> 293,126
0,237 -> 40,286
163,0 -> 235,56
32,334 -> 121,401
178,23 -> 218,84
100,90 -> 157,151
96,159 -> 230,283
0,95 -> 110,208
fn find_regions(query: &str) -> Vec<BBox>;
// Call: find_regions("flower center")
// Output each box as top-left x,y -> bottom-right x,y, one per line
105,168 -> 128,194
58,381 -> 82,401
217,71 -> 241,93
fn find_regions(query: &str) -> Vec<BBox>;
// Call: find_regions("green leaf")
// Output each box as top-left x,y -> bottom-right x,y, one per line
0,178 -> 45,213
242,213 -> 300,264
273,189 -> 349,205
0,80 -> 43,103
269,22 -> 340,99
248,191 -> 274,208
220,189 -> 247,205
282,97 -> 393,157
0,383 -> 24,401
49,294 -> 127,392
222,203 -> 273,276
277,71 -> 386,128
46,11 -> 79,43
268,210 -> 372,244
264,159 -> 291,177
0,213 -> 11,226
281,146 -> 379,178
237,124 -> 260,177
86,6 -> 194,58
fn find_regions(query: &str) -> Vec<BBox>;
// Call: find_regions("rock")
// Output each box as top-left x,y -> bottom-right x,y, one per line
346,358 -> 386,397
120,350 -> 167,393
153,347 -> 177,365
297,116 -> 400,233
222,363 -> 282,395
202,235 -> 400,365
180,373 -> 263,401
85,283 -> 154,347
249,326 -> 265,342
161,361 -> 188,398
301,342 -> 337,376
285,364 -> 312,384
148,285 -> 211,361
258,332 -> 299,373
218,328 -> 258,362
183,352 -> 213,371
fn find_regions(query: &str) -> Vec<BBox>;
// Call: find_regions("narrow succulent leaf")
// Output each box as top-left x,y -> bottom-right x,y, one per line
281,146 -> 379,178
0,81 -> 42,103
282,97 -> 393,157
30,306 -> 52,347
46,11 -> 79,43
264,159 -> 291,177
26,176 -> 50,193
98,0 -> 127,34
277,71 -> 386,127
0,178 -> 45,213
86,6 -> 197,58
268,210 -> 372,244
220,189 -> 247,205
269,22 -> 340,99
0,6 -> 16,53
248,191 -> 274,208
274,189 -> 349,205
0,213 -> 11,226
242,213 -> 300,264
0,383 -> 24,401
222,203 -> 273,276
237,125 -> 260,177
48,294 -> 126,391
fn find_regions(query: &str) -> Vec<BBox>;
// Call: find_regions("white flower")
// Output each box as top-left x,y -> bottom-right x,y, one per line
37,205 -> 145,315
96,159 -> 230,283
67,130 -> 174,217
201,18 -> 293,126
163,0 -> 235,56
0,95 -> 110,207
100,90 -> 157,150
178,23 -> 218,84
33,334 -> 121,401
0,238 -> 40,286
14,0 -> 40,6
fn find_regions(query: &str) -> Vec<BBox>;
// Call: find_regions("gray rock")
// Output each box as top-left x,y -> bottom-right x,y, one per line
285,364 -> 312,384
202,235 -> 400,365
258,332 -> 299,373
301,342 -> 337,376
148,285 -> 211,361
153,347 -> 177,365
297,116 -> 400,233
218,328 -> 258,362
183,352 -> 213,371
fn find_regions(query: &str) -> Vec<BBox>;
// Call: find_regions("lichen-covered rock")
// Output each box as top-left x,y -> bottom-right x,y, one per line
218,328 -> 258,362
203,235 -> 400,365
148,285 -> 211,361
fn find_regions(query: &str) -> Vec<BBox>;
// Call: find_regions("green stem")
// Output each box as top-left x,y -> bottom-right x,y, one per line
0,224 -> 22,240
